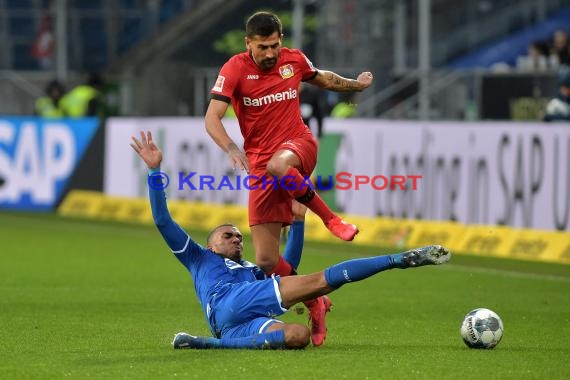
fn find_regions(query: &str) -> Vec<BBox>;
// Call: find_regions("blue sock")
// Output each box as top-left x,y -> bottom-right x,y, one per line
390,253 -> 406,268
324,255 -> 399,289
183,336 -> 222,349
220,330 -> 286,349
282,221 -> 304,269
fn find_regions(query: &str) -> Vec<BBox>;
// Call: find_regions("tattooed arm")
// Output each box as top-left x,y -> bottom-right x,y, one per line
308,70 -> 374,92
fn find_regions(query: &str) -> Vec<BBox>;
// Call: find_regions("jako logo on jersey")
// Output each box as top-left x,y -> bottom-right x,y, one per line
279,64 -> 294,79
243,88 -> 297,106
212,75 -> 225,92
246,74 -> 259,80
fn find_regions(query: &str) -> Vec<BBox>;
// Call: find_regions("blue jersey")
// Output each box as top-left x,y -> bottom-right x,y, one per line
148,177 -> 304,334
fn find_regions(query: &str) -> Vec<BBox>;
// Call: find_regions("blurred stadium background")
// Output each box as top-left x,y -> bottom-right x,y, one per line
1,1 -> 570,378
2,0 -> 570,118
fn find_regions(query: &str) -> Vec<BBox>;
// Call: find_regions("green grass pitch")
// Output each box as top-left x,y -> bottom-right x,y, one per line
1,211 -> 569,379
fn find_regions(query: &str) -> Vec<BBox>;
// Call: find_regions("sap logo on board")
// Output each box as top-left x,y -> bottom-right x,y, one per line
0,118 -> 98,209
0,121 -> 75,205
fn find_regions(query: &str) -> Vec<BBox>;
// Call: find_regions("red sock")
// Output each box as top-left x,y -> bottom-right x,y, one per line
303,298 -> 318,308
266,256 -> 295,277
283,167 -> 336,223
268,256 -> 316,307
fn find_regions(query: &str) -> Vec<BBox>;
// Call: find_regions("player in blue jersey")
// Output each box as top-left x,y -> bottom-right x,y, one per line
130,131 -> 451,349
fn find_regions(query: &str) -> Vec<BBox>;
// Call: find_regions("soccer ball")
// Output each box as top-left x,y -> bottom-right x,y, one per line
460,308 -> 504,349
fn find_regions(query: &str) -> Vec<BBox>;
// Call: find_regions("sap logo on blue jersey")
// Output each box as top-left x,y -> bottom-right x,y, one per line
247,74 -> 259,80
240,260 -> 257,268
224,259 -> 243,270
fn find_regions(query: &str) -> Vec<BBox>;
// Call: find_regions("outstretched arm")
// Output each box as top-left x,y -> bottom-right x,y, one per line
308,70 -> 373,92
130,131 -> 197,263
205,99 -> 250,173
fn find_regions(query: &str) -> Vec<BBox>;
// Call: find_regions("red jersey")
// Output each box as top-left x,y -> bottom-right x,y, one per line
211,47 -> 318,162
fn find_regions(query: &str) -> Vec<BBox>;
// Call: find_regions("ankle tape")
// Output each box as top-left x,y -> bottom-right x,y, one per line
296,189 -> 315,203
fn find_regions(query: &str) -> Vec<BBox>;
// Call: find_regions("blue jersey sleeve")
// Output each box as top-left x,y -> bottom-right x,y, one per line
148,169 -> 203,266
282,220 -> 305,270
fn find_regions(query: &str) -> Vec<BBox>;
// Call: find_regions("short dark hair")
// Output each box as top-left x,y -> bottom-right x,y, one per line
207,223 -> 237,245
246,11 -> 282,39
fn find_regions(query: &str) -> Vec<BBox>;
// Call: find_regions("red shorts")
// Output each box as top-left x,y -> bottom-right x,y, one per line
248,134 -> 318,226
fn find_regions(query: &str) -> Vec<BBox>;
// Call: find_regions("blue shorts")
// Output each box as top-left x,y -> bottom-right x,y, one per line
211,276 -> 288,338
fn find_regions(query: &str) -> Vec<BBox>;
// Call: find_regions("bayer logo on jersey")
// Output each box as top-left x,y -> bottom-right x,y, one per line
279,64 -> 294,79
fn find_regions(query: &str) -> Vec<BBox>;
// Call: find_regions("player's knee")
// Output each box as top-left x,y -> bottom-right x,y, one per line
266,159 -> 287,177
284,324 -> 310,349
256,255 -> 279,273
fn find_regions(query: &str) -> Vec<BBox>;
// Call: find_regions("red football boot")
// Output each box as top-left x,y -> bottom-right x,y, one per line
304,295 -> 333,346
325,216 -> 359,241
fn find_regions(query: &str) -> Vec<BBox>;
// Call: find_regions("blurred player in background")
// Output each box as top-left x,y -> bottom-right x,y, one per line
34,79 -> 65,118
61,73 -> 105,117
130,130 -> 451,350
544,71 -> 570,121
204,11 -> 373,345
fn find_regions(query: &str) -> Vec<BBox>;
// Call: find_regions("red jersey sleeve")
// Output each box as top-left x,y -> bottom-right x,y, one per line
211,57 -> 240,102
295,50 -> 319,81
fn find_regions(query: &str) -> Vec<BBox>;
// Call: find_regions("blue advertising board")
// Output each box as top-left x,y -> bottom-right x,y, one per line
0,117 -> 99,210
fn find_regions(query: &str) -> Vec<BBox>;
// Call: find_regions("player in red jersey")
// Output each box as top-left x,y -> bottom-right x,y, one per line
205,11 -> 373,346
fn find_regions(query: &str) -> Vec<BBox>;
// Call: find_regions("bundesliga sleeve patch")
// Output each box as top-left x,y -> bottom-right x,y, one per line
212,75 -> 225,92
304,56 -> 315,70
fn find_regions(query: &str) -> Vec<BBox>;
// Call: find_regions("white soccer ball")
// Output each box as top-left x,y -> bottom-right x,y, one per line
460,308 -> 504,349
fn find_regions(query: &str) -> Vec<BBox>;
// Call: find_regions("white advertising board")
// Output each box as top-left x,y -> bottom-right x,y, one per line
325,120 -> 569,231
104,117 -> 248,205
105,118 -> 570,231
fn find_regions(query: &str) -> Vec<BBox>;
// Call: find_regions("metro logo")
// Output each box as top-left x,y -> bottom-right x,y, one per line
242,88 -> 297,107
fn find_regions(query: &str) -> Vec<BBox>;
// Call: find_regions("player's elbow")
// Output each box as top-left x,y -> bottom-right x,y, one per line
204,114 -> 217,134
205,105 -> 225,127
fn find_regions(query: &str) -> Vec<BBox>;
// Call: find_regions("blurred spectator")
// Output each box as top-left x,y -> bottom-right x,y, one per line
61,73 -> 105,117
518,40 -> 557,71
529,40 -> 550,59
31,13 -> 55,70
551,29 -> 570,66
325,91 -> 340,115
543,72 -> 570,122
299,83 -> 324,139
529,40 -> 551,69
35,80 -> 65,118
330,93 -> 357,118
